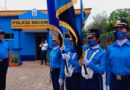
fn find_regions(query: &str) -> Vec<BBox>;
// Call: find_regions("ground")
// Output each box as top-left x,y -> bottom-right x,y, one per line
6,61 -> 105,90
6,61 -> 52,90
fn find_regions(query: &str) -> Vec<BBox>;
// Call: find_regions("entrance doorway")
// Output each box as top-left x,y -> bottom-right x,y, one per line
35,32 -> 47,60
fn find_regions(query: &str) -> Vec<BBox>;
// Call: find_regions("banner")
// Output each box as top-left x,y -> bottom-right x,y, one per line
11,19 -> 50,29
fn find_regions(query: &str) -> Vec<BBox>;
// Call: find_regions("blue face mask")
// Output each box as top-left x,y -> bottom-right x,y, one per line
88,40 -> 97,47
114,30 -> 127,40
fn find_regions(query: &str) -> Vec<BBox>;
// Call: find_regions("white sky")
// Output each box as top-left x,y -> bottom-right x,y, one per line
0,0 -> 130,25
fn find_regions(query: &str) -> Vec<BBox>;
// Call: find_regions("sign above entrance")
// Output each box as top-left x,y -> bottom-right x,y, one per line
11,19 -> 51,29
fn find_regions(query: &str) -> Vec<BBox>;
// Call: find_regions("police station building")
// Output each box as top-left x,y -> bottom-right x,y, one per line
0,9 -> 91,63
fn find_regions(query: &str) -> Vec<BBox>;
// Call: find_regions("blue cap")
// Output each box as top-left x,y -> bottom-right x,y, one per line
114,18 -> 129,30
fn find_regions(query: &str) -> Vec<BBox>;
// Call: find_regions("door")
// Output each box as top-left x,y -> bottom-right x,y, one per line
35,33 -> 47,60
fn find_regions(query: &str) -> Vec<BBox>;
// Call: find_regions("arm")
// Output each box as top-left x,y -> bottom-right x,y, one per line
87,52 -> 106,75
59,58 -> 65,79
106,49 -> 111,86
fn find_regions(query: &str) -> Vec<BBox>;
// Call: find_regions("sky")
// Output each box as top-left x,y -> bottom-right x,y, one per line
0,0 -> 130,25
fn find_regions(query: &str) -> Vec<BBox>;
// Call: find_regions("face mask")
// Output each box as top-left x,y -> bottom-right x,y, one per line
88,40 -> 97,47
114,30 -> 127,40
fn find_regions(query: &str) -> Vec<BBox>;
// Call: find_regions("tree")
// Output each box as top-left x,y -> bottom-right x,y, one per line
86,12 -> 113,33
85,12 -> 114,49
109,8 -> 130,25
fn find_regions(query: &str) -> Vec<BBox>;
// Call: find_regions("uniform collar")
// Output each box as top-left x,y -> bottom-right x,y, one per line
114,39 -> 130,46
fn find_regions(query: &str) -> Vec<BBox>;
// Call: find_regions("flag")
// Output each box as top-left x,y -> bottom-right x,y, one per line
54,0 -> 83,58
47,0 -> 64,47
80,0 -> 85,46
80,0 -> 85,28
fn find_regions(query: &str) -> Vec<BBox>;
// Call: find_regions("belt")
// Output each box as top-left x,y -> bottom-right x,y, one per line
112,73 -> 130,80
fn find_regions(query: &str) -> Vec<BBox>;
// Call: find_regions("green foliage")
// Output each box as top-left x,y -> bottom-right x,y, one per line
85,8 -> 130,48
12,55 -> 18,63
109,8 -> 130,24
86,12 -> 113,34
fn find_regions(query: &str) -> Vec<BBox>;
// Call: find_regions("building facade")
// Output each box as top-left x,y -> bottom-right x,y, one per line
0,9 -> 91,64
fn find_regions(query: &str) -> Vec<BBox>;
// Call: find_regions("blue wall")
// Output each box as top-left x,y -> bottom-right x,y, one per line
0,10 -> 82,61
20,32 -> 36,61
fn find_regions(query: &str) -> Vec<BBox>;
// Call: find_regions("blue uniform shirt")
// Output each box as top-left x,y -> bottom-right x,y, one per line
0,40 -> 10,59
84,45 -> 106,75
60,45 -> 81,79
67,52 -> 81,73
66,44 -> 81,73
50,46 -> 62,68
106,40 -> 130,85
50,46 -> 64,79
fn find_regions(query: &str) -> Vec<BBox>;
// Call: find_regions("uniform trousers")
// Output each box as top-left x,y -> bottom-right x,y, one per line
50,68 -> 64,90
41,50 -> 47,64
65,72 -> 81,90
0,58 -> 8,90
110,75 -> 130,90
80,74 -> 103,90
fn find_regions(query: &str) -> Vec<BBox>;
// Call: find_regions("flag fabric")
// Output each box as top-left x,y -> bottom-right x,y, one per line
80,0 -> 85,47
47,0 -> 64,47
80,0 -> 85,28
54,0 -> 83,58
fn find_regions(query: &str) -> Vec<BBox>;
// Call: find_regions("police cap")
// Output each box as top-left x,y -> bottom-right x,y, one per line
87,29 -> 101,38
114,18 -> 129,30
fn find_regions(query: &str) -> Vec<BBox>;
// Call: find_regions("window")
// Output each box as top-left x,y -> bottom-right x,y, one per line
4,33 -> 14,39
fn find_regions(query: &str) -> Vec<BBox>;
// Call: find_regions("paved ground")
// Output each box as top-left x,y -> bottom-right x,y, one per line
6,61 -> 105,90
6,61 -> 52,90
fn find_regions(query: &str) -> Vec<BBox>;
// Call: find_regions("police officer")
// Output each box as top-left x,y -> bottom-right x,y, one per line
0,30 -> 12,90
61,39 -> 81,90
49,38 -> 64,90
80,29 -> 106,90
106,18 -> 130,90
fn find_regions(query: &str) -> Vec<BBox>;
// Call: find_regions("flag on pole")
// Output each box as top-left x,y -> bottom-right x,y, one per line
47,0 -> 64,47
80,0 -> 85,28
54,0 -> 83,58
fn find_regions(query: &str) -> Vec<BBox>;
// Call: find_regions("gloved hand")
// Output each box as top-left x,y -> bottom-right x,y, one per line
58,79 -> 63,86
60,47 -> 65,51
82,59 -> 90,65
62,54 -> 70,61
106,85 -> 110,90
104,85 -> 110,90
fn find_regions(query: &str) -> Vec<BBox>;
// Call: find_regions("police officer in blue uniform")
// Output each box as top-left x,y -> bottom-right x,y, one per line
106,18 -> 130,90
0,30 -> 12,90
80,29 -> 106,90
61,39 -> 81,90
49,38 -> 64,90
